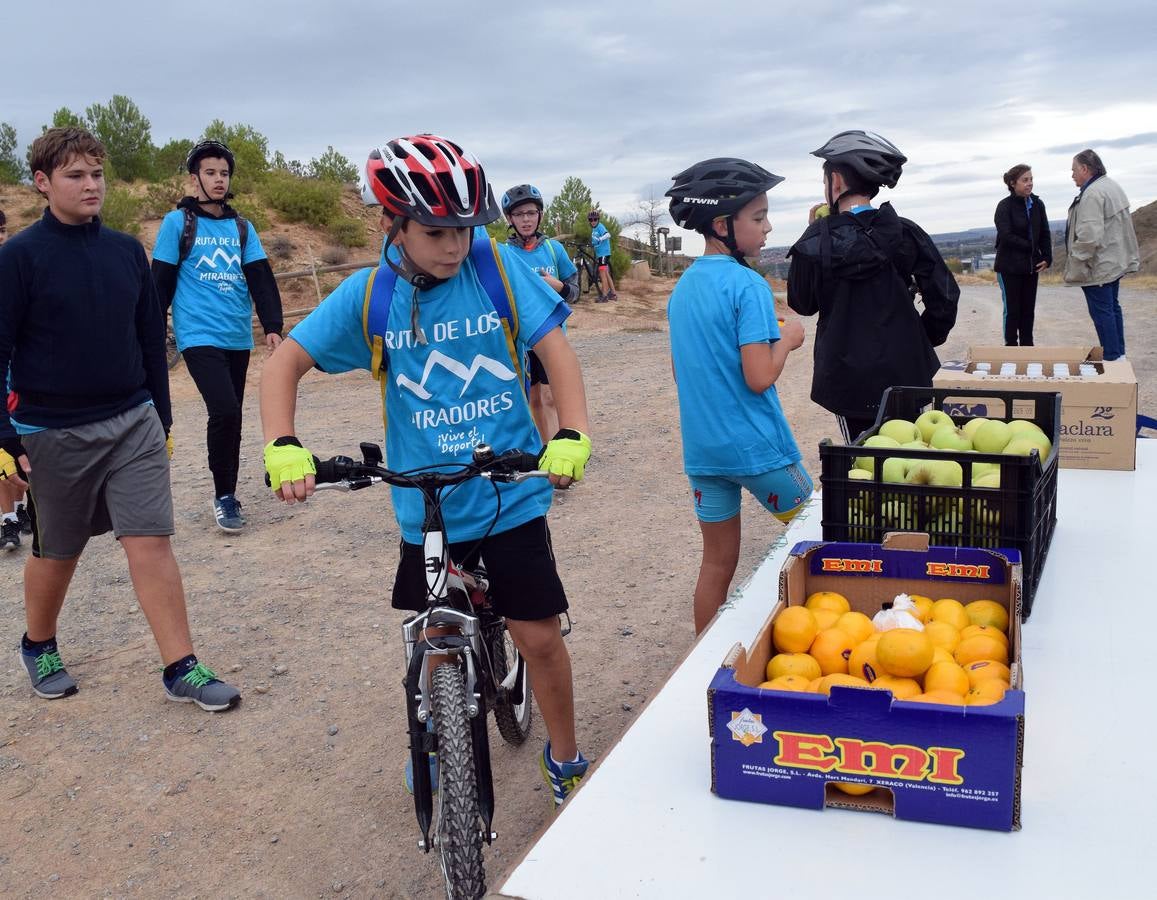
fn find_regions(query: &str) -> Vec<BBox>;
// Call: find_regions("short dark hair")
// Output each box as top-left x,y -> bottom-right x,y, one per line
1073,149 -> 1107,178
1003,164 -> 1032,192
0,208 -> 7,228
823,160 -> 880,199
28,127 -> 106,179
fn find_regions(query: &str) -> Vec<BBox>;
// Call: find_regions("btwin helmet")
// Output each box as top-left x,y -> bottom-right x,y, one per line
665,158 -> 784,233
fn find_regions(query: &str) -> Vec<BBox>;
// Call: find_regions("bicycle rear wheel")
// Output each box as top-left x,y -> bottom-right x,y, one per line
431,662 -> 486,900
166,331 -> 182,370
489,625 -> 533,745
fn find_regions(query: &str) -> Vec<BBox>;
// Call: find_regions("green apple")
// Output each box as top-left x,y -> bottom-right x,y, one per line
881,457 -> 908,484
971,460 -> 1000,479
1007,419 -> 1046,439
848,468 -> 872,481
972,419 -> 1013,454
879,498 -> 912,529
853,434 -> 901,474
878,418 -> 920,444
929,425 -> 973,452
962,417 -> 989,440
900,440 -> 928,451
973,471 -> 1001,489
1005,434 -> 1052,461
915,409 -> 954,443
905,459 -> 963,487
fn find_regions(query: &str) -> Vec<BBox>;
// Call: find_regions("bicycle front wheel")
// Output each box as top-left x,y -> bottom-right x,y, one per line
431,662 -> 486,900
490,625 -> 533,745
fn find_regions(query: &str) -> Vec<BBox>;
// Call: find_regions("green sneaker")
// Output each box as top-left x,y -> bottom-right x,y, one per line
20,641 -> 78,699
164,662 -> 241,712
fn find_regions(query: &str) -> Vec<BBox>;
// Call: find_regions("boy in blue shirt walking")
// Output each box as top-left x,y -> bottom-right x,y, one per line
260,134 -> 592,807
588,209 -> 617,302
665,158 -> 811,634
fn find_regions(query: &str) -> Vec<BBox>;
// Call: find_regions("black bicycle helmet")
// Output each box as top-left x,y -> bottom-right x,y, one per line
665,158 -> 784,233
186,139 -> 236,175
811,130 -> 906,189
501,183 -> 544,215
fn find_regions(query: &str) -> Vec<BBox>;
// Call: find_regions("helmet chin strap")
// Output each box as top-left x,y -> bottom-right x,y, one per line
704,218 -> 751,268
382,217 -> 449,345
194,171 -> 233,209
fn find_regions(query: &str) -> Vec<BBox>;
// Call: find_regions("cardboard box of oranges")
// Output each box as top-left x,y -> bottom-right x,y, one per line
708,533 -> 1024,831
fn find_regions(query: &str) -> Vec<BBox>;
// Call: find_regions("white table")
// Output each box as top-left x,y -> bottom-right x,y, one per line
497,442 -> 1155,900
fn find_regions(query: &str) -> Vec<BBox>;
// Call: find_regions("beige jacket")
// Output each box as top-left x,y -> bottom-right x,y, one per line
1064,175 -> 1141,287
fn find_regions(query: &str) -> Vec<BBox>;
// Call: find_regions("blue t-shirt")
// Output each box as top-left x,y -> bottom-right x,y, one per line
509,237 -> 577,282
153,211 -> 267,351
591,223 -> 611,258
667,255 -> 801,476
290,244 -> 570,543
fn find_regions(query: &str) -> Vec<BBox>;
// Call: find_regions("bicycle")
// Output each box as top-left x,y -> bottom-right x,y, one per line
570,244 -> 602,299
311,442 -> 559,900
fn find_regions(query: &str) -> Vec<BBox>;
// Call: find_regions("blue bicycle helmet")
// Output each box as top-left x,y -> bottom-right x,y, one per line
501,183 -> 544,214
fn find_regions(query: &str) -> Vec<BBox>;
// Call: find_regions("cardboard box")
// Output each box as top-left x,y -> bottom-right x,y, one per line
708,534 -> 1024,831
935,346 -> 1137,470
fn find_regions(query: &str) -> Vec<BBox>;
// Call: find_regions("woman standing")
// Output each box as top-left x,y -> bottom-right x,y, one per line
994,164 -> 1052,346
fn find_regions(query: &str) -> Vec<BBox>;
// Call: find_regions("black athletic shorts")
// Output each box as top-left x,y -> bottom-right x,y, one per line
527,349 -> 548,386
596,255 -> 611,269
391,516 -> 568,621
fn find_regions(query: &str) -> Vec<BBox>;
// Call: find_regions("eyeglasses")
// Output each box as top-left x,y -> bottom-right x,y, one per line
510,210 -> 539,219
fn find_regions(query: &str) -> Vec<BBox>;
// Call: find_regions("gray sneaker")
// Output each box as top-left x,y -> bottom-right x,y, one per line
21,644 -> 78,699
164,662 -> 241,712
212,494 -> 245,533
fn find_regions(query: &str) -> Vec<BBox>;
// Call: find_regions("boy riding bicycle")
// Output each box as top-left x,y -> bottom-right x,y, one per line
260,134 -> 592,807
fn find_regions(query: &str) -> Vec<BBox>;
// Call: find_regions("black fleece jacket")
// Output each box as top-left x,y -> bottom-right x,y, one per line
150,196 -> 283,337
786,202 -> 960,419
0,209 -> 171,453
993,193 -> 1052,275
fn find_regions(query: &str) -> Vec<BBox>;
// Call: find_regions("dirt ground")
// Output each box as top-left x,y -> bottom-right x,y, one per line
2,275 -> 1154,899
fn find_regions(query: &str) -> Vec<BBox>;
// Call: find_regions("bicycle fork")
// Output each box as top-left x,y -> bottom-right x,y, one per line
403,630 -> 497,853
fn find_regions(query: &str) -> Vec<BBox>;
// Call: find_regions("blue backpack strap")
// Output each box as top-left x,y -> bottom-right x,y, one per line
362,265 -> 399,382
470,237 -> 525,393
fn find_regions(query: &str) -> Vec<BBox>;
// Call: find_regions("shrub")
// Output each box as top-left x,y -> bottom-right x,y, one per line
945,257 -> 964,274
100,186 -> 142,234
266,233 -> 293,260
141,175 -> 185,219
229,195 -> 270,232
328,215 -> 368,248
319,244 -> 349,265
258,171 -> 340,227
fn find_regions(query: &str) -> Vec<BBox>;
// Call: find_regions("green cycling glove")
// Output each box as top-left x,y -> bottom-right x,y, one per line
264,436 -> 317,492
539,429 -> 592,481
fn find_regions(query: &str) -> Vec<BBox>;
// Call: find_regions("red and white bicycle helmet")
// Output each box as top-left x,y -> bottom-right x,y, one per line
360,134 -> 499,227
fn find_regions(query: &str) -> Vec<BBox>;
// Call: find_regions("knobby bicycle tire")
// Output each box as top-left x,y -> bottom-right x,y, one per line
489,625 -> 533,745
166,334 -> 182,370
431,662 -> 486,900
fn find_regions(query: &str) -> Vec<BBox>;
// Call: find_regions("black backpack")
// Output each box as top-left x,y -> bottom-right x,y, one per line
176,207 -> 250,265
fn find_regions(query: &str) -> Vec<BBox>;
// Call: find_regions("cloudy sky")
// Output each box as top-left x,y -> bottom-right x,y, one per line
5,1 -> 1155,252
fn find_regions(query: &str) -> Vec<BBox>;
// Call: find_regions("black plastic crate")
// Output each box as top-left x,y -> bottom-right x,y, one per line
819,386 -> 1060,618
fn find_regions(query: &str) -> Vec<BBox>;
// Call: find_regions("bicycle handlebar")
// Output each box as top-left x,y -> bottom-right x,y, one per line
310,444 -> 546,493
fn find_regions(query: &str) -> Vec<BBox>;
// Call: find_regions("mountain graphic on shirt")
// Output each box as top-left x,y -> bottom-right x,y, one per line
196,247 -> 242,270
396,350 -> 518,400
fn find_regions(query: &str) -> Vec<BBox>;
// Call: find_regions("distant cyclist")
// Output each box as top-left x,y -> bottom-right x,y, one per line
588,209 -> 617,302
261,134 -> 593,808
151,139 -> 284,532
502,183 -> 579,444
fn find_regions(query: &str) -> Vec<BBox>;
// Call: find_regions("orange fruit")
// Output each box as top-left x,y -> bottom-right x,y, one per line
964,599 -> 1010,633
960,624 -> 1009,649
875,629 -> 934,678
806,591 -> 851,614
908,594 -> 934,623
923,660 -> 970,696
910,690 -> 966,706
965,680 -> 1010,706
809,628 -> 856,675
836,611 -> 876,645
815,673 -> 871,695
955,633 -> 1010,667
766,653 -> 822,682
930,598 -> 970,631
772,606 -> 819,654
869,674 -> 922,699
964,660 -> 1011,689
847,639 -> 883,683
931,646 -> 955,666
807,676 -> 824,693
812,608 -> 842,631
832,782 -> 875,796
923,621 -> 961,653
761,675 -> 811,692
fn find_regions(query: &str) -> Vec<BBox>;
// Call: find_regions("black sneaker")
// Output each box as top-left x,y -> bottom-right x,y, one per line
1,518 -> 19,552
16,505 -> 32,535
212,494 -> 246,533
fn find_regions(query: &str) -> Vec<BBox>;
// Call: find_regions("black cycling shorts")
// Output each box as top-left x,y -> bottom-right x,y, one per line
527,349 -> 548,386
391,516 -> 568,621
596,256 -> 611,269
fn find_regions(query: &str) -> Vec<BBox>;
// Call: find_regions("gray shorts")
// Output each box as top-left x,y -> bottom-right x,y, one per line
23,404 -> 174,559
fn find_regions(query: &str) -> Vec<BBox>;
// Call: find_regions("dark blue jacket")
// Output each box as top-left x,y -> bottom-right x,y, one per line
0,208 -> 171,451
994,193 -> 1052,275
